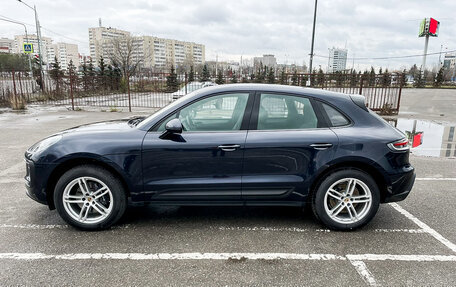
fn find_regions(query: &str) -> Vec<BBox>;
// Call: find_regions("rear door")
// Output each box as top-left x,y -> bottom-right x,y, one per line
242,92 -> 338,204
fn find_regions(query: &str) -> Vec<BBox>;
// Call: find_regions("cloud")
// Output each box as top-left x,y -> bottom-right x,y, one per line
1,0 -> 455,70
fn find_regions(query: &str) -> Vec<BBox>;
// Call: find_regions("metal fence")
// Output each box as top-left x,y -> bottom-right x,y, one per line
0,71 -> 402,114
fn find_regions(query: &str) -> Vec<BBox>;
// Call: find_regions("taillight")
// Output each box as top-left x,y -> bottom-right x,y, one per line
387,138 -> 410,151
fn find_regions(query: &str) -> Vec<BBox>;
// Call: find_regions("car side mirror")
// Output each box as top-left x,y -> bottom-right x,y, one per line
159,118 -> 182,139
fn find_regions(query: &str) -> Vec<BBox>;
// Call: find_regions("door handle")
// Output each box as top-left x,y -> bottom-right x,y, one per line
218,144 -> 241,152
310,143 -> 333,150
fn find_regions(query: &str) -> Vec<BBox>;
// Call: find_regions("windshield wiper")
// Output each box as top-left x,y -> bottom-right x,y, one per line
127,116 -> 146,127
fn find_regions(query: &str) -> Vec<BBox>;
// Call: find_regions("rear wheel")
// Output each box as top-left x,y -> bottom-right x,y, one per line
312,169 -> 380,231
54,165 -> 127,230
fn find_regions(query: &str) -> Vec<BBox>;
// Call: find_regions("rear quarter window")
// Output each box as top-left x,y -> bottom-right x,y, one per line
321,103 -> 350,127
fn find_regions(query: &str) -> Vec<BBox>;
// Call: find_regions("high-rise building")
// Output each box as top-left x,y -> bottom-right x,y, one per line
89,26 -> 131,64
48,43 -> 80,70
328,47 -> 348,72
88,26 -> 205,70
254,54 -> 277,69
14,34 -> 53,63
0,38 -> 14,53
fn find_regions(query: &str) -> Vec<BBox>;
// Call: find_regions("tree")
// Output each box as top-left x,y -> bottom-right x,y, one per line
434,67 -> 444,87
49,56 -> 64,96
230,70 -> 238,83
291,69 -> 298,86
0,54 -> 29,72
317,68 -> 325,87
98,56 -> 107,89
267,68 -> 275,84
349,69 -> 357,87
414,69 -> 425,88
215,70 -> 224,85
188,65 -> 195,82
279,68 -> 287,85
200,64 -> 210,81
368,67 -> 376,87
81,60 -> 89,91
382,68 -> 391,87
166,65 -> 179,92
109,35 -> 143,79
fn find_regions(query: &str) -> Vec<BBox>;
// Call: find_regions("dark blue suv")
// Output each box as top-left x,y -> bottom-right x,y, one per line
24,84 -> 415,231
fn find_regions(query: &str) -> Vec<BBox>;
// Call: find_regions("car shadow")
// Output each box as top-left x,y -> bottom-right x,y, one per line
117,205 -> 316,228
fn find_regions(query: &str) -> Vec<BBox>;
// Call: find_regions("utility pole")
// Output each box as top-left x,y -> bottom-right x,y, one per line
308,0 -> 318,86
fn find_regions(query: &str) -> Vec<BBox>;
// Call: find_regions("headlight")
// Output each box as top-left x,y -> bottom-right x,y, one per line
27,135 -> 63,156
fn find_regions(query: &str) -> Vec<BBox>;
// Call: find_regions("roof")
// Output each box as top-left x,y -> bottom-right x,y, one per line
197,83 -> 352,101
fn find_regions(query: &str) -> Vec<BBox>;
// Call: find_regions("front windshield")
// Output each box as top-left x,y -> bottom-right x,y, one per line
136,90 -> 197,130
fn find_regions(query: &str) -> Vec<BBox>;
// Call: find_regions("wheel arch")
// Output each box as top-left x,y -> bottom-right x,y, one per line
309,158 -> 389,202
45,155 -> 132,210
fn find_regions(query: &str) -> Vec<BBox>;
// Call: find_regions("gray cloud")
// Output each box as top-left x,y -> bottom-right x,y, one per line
1,0 -> 455,70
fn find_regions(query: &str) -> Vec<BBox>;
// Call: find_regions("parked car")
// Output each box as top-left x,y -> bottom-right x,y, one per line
25,84 -> 415,231
172,81 -> 217,99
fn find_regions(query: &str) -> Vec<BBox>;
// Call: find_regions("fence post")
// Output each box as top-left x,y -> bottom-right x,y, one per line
12,70 -> 18,109
69,70 -> 74,111
397,73 -> 403,114
127,73 -> 132,112
359,77 -> 364,95
185,72 -> 188,94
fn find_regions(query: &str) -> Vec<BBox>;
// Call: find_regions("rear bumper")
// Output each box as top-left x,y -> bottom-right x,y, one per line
383,166 -> 416,203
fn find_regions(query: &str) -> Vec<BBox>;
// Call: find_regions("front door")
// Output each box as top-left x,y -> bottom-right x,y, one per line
242,92 -> 338,204
141,92 -> 253,203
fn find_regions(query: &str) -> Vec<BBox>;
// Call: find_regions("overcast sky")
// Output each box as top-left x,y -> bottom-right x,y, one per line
1,0 -> 456,71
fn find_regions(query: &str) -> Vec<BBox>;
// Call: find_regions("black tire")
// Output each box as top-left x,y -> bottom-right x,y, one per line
311,169 -> 380,231
54,165 -> 127,231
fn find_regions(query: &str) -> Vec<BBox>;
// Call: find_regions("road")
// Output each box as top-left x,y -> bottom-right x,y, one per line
0,109 -> 455,286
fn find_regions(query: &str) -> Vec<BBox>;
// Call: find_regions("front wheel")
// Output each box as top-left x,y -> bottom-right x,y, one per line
312,169 -> 380,231
54,165 -> 127,231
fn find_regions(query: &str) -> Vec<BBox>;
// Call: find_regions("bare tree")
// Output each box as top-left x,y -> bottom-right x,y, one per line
109,35 -> 147,112
109,35 -> 143,79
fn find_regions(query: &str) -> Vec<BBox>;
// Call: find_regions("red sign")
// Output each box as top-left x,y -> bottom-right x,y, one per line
412,132 -> 423,148
429,18 -> 439,36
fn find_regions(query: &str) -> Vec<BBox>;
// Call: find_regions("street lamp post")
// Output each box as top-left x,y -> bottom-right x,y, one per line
308,0 -> 318,86
17,0 -> 44,89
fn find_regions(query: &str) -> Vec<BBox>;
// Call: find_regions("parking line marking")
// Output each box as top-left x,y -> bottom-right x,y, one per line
0,224 -> 130,230
346,254 -> 456,262
0,253 -> 346,261
416,178 -> 456,181
373,228 -> 425,233
1,252 -> 455,262
349,260 -> 378,286
389,203 -> 456,253
215,226 -> 424,234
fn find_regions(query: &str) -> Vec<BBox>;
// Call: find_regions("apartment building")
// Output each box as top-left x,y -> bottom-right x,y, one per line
47,42 -> 80,70
0,38 -> 14,53
89,26 -> 205,69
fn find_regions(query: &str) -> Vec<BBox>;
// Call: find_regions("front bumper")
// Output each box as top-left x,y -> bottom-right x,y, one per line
383,166 -> 416,203
24,159 -> 51,206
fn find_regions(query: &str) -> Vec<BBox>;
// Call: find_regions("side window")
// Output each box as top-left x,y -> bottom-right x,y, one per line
258,94 -> 318,130
321,103 -> 350,127
158,93 -> 249,132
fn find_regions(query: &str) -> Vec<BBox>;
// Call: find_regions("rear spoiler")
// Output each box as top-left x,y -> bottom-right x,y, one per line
349,94 -> 368,112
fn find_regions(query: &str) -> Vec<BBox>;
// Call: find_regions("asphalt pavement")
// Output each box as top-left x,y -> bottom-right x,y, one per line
0,106 -> 455,286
